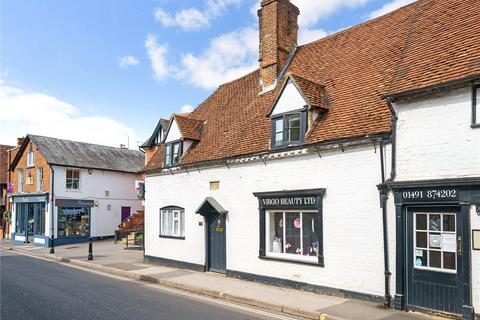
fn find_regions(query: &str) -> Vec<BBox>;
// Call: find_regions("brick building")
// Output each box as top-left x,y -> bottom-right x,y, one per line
0,144 -> 15,238
9,135 -> 144,246
141,0 -> 480,318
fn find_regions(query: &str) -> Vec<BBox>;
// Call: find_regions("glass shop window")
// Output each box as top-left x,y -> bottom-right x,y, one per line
414,212 -> 456,272
268,211 -> 319,260
34,203 -> 46,235
57,207 -> 90,237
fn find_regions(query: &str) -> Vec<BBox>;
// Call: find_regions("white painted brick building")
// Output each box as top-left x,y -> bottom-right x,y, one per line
141,0 -> 480,319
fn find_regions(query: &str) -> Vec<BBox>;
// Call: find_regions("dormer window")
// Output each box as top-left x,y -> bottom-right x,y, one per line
164,141 -> 182,167
272,112 -> 306,148
268,75 -> 327,150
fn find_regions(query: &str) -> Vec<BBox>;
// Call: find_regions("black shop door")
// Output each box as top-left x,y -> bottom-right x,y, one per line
407,207 -> 465,315
207,212 -> 226,273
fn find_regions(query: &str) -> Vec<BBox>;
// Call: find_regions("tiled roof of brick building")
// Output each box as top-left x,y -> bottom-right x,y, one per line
0,145 -> 15,184
144,0 -> 480,172
11,135 -> 145,174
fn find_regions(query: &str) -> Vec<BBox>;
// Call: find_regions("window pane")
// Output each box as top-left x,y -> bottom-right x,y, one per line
275,118 -> 284,134
416,231 -> 427,248
302,212 -> 318,256
429,214 -> 441,231
414,249 -> 428,267
443,252 -> 456,270
429,251 -> 441,268
270,212 -> 284,253
429,232 -> 442,248
416,214 -> 427,230
275,133 -> 283,145
285,114 -> 301,142
173,143 -> 180,154
180,211 -> 185,237
443,215 -> 455,232
285,212 -> 301,254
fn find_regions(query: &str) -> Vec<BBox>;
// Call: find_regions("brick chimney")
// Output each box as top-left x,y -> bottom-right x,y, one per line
258,0 -> 299,92
17,137 -> 25,146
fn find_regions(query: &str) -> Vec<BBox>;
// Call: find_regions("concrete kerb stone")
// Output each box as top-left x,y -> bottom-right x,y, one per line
6,245 -> 340,320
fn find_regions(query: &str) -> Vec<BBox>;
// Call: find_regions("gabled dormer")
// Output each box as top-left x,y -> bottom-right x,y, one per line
163,114 -> 204,168
268,74 -> 327,149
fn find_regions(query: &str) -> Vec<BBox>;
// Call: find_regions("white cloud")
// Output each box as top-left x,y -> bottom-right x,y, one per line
177,26 -> 258,89
298,28 -> 328,45
180,104 -> 194,113
118,55 -> 139,68
0,85 -> 138,149
250,0 -> 370,28
369,0 -> 416,19
145,34 -> 169,80
154,0 -> 240,31
155,8 -> 210,31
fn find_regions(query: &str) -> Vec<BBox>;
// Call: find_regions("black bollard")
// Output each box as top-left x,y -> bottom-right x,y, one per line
50,236 -> 55,254
88,238 -> 93,260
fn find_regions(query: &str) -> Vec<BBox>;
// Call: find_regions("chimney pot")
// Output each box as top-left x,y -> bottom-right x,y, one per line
17,137 -> 25,146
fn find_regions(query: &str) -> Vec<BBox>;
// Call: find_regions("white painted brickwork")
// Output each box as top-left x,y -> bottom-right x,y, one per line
394,86 -> 480,181
145,144 -> 390,297
394,85 -> 480,310
53,166 -> 142,238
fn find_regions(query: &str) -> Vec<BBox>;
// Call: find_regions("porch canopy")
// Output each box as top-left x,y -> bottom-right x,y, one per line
195,197 -> 228,216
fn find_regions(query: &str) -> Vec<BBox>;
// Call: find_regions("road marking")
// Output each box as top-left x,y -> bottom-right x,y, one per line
0,248 -> 300,320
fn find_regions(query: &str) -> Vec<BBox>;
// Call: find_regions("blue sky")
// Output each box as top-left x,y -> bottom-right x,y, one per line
0,0 -> 414,148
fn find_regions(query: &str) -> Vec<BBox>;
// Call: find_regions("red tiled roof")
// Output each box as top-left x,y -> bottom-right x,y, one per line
288,74 -> 326,110
0,145 -> 14,184
174,114 -> 204,141
144,0 -> 480,172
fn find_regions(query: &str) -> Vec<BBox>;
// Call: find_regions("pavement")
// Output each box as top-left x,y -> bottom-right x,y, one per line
0,240 -> 441,320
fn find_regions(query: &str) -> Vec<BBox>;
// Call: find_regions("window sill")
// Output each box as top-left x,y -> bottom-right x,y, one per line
271,142 -> 303,150
259,255 -> 324,267
159,235 -> 185,240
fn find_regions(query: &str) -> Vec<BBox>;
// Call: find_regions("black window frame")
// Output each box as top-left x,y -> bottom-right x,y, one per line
271,110 -> 307,149
253,189 -> 326,267
472,84 -> 480,128
163,140 -> 183,167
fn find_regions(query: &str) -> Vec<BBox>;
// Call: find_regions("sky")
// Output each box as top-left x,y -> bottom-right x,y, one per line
0,0 -> 415,149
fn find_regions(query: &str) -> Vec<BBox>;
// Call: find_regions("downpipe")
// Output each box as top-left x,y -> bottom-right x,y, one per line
379,139 -> 392,307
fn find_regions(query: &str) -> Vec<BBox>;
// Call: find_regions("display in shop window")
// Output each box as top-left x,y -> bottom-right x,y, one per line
269,211 -> 318,257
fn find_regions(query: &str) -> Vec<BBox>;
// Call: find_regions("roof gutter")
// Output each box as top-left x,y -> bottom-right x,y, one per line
143,133 -> 391,176
383,74 -> 480,101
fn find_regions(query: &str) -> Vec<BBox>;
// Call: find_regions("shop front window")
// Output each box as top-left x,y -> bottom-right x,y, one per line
34,204 -> 46,235
16,203 -> 27,234
57,207 -> 90,237
268,211 -> 319,259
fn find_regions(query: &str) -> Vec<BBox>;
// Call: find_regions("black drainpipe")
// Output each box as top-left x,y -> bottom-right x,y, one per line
49,165 -> 55,254
379,139 -> 392,307
387,100 -> 398,181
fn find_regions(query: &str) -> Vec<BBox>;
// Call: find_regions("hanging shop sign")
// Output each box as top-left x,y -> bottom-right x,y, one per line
399,188 -> 459,203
